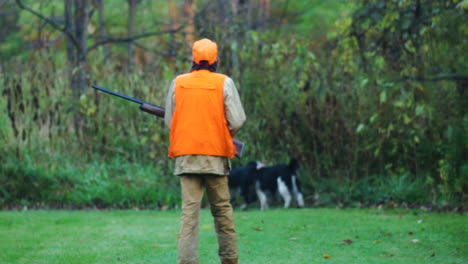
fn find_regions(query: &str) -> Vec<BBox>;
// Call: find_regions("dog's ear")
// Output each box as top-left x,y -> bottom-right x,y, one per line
289,158 -> 299,170
256,161 -> 267,169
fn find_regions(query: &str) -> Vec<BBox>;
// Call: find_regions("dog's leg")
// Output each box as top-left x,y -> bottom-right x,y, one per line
240,185 -> 249,210
295,192 -> 305,208
292,176 -> 305,207
277,177 -> 292,208
229,187 -> 241,208
255,181 -> 268,211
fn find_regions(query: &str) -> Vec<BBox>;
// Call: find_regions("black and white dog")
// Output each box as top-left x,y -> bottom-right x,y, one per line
228,159 -> 305,210
228,161 -> 264,210
255,158 -> 305,210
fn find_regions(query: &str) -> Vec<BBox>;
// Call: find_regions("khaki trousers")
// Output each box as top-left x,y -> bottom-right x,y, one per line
178,174 -> 238,264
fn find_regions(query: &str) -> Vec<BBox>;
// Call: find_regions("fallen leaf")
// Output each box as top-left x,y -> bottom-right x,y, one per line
323,254 -> 332,259
341,239 -> 353,244
373,240 -> 381,244
252,226 -> 263,231
202,225 -> 212,230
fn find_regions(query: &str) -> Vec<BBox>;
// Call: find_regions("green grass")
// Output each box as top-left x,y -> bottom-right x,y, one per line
0,208 -> 466,264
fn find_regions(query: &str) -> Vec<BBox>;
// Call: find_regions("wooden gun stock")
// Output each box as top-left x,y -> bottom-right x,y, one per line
139,103 -> 165,118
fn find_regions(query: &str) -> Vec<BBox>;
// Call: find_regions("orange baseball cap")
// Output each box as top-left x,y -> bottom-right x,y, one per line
192,38 -> 218,65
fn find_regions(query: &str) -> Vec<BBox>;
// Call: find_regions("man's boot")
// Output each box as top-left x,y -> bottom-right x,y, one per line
221,258 -> 238,264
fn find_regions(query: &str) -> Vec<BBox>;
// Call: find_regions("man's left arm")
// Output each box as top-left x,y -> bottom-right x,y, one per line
224,77 -> 246,136
164,79 -> 176,128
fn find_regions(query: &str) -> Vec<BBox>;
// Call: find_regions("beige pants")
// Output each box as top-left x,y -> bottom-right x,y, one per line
178,174 -> 238,264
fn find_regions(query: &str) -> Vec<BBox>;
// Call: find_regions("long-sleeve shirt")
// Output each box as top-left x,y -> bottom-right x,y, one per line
165,75 -> 246,176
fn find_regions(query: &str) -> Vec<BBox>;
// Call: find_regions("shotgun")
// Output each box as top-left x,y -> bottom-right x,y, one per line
92,84 -> 245,157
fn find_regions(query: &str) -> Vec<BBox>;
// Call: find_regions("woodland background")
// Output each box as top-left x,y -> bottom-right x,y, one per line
0,0 -> 467,210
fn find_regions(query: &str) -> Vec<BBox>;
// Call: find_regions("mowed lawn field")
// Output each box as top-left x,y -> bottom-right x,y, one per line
0,208 -> 466,264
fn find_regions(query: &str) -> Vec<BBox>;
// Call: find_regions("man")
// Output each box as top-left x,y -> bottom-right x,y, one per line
165,38 -> 246,264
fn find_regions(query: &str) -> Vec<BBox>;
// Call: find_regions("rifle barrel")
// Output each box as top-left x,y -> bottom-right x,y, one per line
92,85 -> 145,105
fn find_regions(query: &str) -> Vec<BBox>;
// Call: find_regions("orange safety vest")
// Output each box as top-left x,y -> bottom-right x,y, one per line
168,70 -> 235,158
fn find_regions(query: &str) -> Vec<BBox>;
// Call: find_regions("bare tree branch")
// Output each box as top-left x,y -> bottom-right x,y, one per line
16,0 -> 184,62
15,0 -> 80,49
15,0 -> 63,30
131,41 -> 176,58
132,41 -> 151,52
88,28 -> 182,52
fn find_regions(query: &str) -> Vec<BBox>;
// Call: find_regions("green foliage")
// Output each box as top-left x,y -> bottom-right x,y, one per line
0,61 -> 178,208
0,0 -> 466,208
322,0 -> 468,205
303,170 -> 432,208
284,0 -> 357,38
0,152 -> 178,209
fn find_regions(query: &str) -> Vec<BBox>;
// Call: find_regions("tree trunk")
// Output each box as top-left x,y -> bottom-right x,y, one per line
248,0 -> 255,29
127,0 -> 137,69
64,0 -> 75,64
96,0 -> 111,62
218,0 -> 239,74
73,0 -> 88,97
260,0 -> 270,26
170,0 -> 179,30
169,0 -> 178,67
218,0 -> 232,21
231,0 -> 239,15
183,0 -> 196,50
